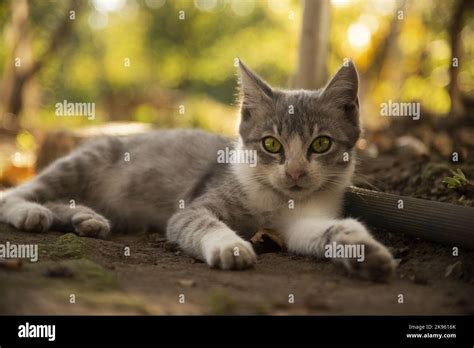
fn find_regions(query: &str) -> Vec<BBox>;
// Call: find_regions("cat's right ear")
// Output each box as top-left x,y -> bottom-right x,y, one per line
321,60 -> 359,104
238,59 -> 273,110
320,60 -> 359,124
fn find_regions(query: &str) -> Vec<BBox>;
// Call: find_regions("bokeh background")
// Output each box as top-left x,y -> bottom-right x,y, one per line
0,0 -> 473,192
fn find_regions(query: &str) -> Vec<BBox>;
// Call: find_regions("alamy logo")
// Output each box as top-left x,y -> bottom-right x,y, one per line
217,147 -> 257,167
18,322 -> 56,341
324,242 -> 365,262
0,242 -> 38,262
55,99 -> 96,120
380,100 -> 420,120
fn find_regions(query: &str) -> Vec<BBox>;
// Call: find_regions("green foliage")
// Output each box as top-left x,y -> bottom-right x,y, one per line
0,0 -> 472,131
443,169 -> 470,190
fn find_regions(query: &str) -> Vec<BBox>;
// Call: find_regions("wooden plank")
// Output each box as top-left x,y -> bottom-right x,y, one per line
344,186 -> 474,250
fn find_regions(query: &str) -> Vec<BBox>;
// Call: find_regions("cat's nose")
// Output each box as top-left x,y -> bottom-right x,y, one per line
285,170 -> 306,182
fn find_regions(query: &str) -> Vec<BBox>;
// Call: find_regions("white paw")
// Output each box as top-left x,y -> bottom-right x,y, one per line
331,219 -> 396,282
72,212 -> 111,239
10,202 -> 53,233
202,231 -> 257,270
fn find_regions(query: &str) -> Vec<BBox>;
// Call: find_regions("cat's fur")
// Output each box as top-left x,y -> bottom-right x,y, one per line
0,61 -> 395,281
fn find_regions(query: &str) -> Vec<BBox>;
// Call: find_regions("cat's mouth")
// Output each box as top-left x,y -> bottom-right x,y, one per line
288,185 -> 304,192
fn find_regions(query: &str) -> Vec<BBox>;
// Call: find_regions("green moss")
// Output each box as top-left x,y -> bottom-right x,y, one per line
61,258 -> 118,290
208,289 -> 237,315
254,304 -> 269,315
41,233 -> 86,259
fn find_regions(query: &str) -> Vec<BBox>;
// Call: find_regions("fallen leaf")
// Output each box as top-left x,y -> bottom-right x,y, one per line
250,229 -> 285,254
0,258 -> 23,270
445,261 -> 464,279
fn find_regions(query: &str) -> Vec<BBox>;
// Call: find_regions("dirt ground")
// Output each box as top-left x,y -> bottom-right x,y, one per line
1,221 -> 473,315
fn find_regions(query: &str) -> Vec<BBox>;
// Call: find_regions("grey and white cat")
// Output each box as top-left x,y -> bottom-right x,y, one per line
0,61 -> 395,281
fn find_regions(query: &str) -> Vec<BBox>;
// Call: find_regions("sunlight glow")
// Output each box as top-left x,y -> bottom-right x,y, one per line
88,12 -> 108,30
348,23 -> 371,49
268,0 -> 291,13
231,0 -> 255,16
92,0 -> 126,13
369,0 -> 397,15
194,0 -> 218,12
145,0 -> 166,9
331,0 -> 352,8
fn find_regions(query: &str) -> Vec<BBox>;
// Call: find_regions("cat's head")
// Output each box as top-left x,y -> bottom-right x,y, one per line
236,60 -> 361,199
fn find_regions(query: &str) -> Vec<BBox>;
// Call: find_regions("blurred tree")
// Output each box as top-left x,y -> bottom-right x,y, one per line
293,0 -> 330,89
0,0 -> 82,131
359,0 -> 405,103
448,0 -> 470,117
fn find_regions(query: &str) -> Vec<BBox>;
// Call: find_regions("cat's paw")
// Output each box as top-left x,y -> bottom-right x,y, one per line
10,202 -> 53,233
343,239 -> 395,282
203,232 -> 257,270
72,212 -> 111,239
330,219 -> 396,282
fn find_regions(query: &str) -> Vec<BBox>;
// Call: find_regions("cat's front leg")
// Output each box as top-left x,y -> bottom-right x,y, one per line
283,218 -> 396,282
167,207 -> 256,270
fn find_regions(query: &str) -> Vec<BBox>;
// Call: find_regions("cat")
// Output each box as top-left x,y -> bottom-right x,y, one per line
0,60 -> 395,281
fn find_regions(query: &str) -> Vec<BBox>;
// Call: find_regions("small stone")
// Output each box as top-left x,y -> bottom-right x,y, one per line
177,279 -> 195,287
432,132 -> 453,157
395,135 -> 429,157
457,128 -> 474,147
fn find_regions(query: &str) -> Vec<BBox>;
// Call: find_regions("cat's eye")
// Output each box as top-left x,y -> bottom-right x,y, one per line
311,136 -> 332,153
262,136 -> 282,154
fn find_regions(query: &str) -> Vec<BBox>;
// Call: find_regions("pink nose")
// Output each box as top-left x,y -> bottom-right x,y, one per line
286,170 -> 306,181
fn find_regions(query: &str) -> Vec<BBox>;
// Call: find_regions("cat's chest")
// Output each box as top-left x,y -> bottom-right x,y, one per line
252,193 -> 342,230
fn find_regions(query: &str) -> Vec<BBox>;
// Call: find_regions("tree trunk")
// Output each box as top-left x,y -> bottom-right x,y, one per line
448,0 -> 467,116
0,0 -> 30,131
359,0 -> 405,104
0,0 -> 82,131
293,0 -> 330,90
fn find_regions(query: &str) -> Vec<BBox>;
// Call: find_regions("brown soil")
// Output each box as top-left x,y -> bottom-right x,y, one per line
354,118 -> 474,207
1,222 -> 473,315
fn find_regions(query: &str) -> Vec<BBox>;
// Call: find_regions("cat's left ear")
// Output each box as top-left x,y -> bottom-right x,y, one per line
321,61 -> 359,120
238,59 -> 273,109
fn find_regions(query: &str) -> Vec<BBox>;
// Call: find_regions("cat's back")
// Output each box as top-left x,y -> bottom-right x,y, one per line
84,128 -> 235,230
122,128 -> 231,164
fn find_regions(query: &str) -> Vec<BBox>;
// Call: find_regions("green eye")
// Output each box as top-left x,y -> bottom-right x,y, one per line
311,136 -> 332,153
262,136 -> 282,153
